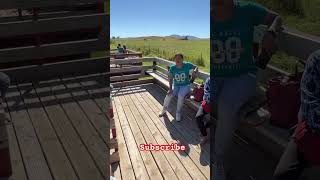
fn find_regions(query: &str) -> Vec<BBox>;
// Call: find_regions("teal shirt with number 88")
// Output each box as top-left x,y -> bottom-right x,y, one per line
211,1 -> 268,77
169,62 -> 194,86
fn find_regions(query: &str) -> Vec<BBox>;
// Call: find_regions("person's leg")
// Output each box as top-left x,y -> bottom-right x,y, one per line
274,139 -> 306,180
213,74 -> 256,179
175,85 -> 191,121
196,105 -> 208,136
0,73 -> 10,102
159,86 -> 179,116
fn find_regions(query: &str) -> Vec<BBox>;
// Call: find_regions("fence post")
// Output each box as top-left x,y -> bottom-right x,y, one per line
153,58 -> 157,72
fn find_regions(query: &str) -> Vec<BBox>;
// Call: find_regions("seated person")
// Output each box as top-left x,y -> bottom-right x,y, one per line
159,53 -> 197,122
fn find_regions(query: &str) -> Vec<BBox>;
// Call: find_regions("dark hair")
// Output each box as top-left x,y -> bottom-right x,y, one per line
118,44 -> 121,46
123,45 -> 127,49
174,53 -> 184,59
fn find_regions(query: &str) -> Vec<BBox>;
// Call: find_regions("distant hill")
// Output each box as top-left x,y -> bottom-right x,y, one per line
113,35 -> 202,40
167,34 -> 200,40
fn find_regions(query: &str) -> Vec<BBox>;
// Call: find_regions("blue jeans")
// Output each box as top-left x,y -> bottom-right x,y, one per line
172,84 -> 191,98
213,73 -> 257,162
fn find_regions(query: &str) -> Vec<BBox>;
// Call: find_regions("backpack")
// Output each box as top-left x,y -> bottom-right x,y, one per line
267,72 -> 303,128
193,84 -> 204,102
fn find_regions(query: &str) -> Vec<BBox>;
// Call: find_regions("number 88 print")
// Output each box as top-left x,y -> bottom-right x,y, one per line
213,37 -> 242,64
175,73 -> 186,82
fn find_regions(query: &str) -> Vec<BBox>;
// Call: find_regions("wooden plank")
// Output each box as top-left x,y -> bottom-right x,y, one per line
79,77 -> 135,180
57,77 -> 107,178
1,0 -> 107,10
110,66 -> 142,74
134,86 -> 210,178
110,74 -> 144,82
0,13 -> 108,38
0,10 -> 99,24
17,82 -> 78,180
112,105 -> 136,179
123,88 -> 184,180
71,76 -> 109,143
2,102 -> 27,180
111,79 -> 153,89
110,57 -> 153,65
113,92 -> 151,180
34,79 -> 104,180
129,86 -> 209,179
0,38 -> 107,63
110,53 -> 142,59
3,57 -> 108,83
5,84 -> 53,180
117,94 -> 164,180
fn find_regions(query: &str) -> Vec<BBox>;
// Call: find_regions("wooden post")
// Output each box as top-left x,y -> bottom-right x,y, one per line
153,59 -> 157,72
0,112 -> 12,177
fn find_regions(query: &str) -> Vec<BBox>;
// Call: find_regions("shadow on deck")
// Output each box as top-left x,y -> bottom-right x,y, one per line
1,74 -> 109,180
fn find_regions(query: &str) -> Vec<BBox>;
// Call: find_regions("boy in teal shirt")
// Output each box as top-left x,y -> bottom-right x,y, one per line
212,0 -> 282,179
159,54 -> 197,122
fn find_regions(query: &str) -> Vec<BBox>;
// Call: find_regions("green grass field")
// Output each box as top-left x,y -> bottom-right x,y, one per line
108,0 -> 318,75
250,0 -> 320,36
111,37 -> 210,72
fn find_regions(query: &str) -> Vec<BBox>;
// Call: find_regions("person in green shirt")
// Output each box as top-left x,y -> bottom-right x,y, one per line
159,53 -> 197,122
211,0 -> 282,179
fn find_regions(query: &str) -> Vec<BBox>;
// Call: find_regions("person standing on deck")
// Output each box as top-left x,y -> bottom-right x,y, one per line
159,53 -> 198,122
274,50 -> 320,180
0,72 -> 10,104
211,0 -> 282,179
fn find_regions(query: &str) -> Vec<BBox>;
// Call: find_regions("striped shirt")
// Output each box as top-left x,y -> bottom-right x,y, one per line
300,50 -> 320,131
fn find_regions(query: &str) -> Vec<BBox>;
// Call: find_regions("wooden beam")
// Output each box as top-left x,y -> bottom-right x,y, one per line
110,57 -> 153,65
110,74 -> 145,82
1,0 -> 108,10
0,13 -> 108,38
279,28 -> 320,61
2,57 -> 108,83
0,38 -> 107,63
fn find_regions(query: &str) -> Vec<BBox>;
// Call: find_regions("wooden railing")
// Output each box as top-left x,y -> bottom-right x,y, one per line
0,1 -> 109,82
0,1 -> 108,66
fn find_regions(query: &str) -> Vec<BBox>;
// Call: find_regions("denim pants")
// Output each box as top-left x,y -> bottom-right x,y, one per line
213,73 -> 257,163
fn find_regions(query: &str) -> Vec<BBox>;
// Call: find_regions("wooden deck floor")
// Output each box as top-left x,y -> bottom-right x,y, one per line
112,83 -> 210,180
2,74 -> 109,180
112,83 -> 278,180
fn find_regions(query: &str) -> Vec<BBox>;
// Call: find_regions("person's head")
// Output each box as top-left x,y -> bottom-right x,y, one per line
117,44 -> 121,47
123,45 -> 126,49
174,53 -> 184,67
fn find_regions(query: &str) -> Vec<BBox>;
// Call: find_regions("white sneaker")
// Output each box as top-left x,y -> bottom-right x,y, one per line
213,162 -> 226,180
159,109 -> 166,117
176,112 -> 181,122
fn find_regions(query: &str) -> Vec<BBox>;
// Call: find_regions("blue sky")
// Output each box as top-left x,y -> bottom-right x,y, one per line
111,0 -> 210,38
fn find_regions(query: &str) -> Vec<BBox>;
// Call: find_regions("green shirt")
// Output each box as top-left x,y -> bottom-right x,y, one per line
169,62 -> 194,86
211,1 -> 268,77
